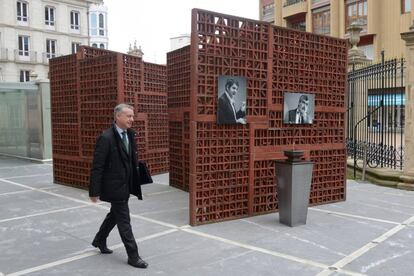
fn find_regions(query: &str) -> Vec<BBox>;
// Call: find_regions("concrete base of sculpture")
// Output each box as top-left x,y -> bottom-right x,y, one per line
275,150 -> 314,227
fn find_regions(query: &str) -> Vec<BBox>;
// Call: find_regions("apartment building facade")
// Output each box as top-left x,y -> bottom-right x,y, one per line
0,0 -> 106,82
89,3 -> 108,49
259,0 -> 414,61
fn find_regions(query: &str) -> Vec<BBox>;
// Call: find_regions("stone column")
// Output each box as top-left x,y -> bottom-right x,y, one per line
275,0 -> 283,27
399,28 -> 414,190
330,0 -> 339,37
36,79 -> 52,160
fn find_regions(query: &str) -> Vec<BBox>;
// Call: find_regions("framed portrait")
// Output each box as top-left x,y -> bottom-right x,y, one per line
217,75 -> 247,125
283,92 -> 315,124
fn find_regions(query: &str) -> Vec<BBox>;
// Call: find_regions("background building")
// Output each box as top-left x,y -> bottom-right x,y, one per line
88,3 -> 108,49
259,0 -> 414,61
170,34 -> 190,51
0,0 -> 104,82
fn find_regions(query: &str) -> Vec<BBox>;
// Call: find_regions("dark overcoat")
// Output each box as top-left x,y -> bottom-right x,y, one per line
89,124 -> 143,202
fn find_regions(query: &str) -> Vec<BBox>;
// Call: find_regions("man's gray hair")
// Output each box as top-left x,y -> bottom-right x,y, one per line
114,103 -> 133,118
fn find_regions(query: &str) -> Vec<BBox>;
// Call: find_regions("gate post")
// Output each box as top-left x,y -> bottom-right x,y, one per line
400,27 -> 414,189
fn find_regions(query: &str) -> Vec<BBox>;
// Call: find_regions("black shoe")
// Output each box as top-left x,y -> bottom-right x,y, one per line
128,257 -> 148,269
92,239 -> 113,254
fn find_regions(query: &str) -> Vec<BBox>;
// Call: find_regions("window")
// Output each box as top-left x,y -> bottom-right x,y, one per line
18,35 -> 29,56
312,6 -> 330,35
46,39 -> 56,58
70,11 -> 80,30
345,0 -> 367,32
92,43 -> 97,48
71,42 -> 80,54
359,44 -> 374,60
287,20 -> 306,31
99,43 -> 105,49
98,13 -> 105,36
91,13 -> 97,35
402,0 -> 411,13
17,1 -> 28,22
45,6 -> 55,26
20,70 -> 30,82
312,0 -> 329,4
262,3 -> 275,22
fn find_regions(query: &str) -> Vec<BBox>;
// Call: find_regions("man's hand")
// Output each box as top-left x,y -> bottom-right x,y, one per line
240,101 -> 246,112
236,118 -> 247,124
90,196 -> 99,203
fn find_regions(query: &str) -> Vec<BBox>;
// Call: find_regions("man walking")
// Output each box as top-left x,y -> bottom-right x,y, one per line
89,103 -> 148,269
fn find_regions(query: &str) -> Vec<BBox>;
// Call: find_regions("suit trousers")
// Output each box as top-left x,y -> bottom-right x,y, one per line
94,200 -> 139,259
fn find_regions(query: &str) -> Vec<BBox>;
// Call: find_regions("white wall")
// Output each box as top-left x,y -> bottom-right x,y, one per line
170,34 -> 190,51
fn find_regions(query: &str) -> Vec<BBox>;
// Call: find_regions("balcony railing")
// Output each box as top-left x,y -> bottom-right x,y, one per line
284,0 -> 306,7
42,52 -> 61,64
14,49 -> 38,63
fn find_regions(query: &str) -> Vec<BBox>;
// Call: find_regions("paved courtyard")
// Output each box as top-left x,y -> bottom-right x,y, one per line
0,155 -> 413,276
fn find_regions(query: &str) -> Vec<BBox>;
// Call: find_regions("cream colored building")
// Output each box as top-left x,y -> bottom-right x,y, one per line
259,0 -> 414,61
0,0 -> 103,82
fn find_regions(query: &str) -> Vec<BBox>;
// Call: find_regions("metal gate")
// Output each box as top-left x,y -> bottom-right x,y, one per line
347,52 -> 405,173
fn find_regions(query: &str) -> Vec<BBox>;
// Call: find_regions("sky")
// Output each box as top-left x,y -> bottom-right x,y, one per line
104,0 -> 259,64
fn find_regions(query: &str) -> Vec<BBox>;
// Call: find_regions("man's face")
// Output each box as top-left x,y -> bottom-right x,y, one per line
228,84 -> 239,97
298,99 -> 309,114
116,107 -> 134,129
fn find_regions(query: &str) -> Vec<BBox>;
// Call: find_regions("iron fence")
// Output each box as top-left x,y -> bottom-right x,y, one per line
347,51 -> 405,175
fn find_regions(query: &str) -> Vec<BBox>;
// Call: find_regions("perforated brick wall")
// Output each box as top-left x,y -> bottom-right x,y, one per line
50,46 -> 168,188
167,9 -> 347,225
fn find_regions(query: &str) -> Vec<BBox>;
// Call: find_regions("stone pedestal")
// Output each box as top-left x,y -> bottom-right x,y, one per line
400,29 -> 414,189
275,150 -> 313,227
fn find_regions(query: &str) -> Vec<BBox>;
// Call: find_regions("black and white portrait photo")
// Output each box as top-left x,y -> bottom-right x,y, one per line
283,92 -> 315,124
217,75 -> 247,125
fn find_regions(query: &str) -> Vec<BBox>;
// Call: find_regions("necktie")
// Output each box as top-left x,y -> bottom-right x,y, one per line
121,131 -> 129,154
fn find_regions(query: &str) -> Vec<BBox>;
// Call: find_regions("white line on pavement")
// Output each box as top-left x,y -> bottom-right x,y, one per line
0,205 -> 90,224
0,164 -> 47,170
316,215 -> 414,276
144,189 -> 180,196
0,178 -> 97,205
310,207 -> 400,225
6,229 -> 177,276
0,178 -> 180,229
3,173 -> 52,180
181,228 -> 367,276
0,190 -> 32,196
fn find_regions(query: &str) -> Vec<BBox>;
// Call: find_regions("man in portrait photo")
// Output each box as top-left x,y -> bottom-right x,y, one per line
217,76 -> 247,125
284,93 -> 314,124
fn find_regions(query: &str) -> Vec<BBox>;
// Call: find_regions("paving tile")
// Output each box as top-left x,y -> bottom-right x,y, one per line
23,231 -> 324,276
0,190 -> 82,221
314,181 -> 414,223
0,164 -> 52,178
342,226 -> 414,276
0,179 -> 29,194
5,173 -> 55,189
190,210 -> 395,265
0,205 -> 171,274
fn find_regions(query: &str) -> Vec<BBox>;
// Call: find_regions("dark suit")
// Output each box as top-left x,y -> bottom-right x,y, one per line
217,93 -> 245,124
287,108 -> 311,124
89,124 -> 143,260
